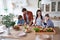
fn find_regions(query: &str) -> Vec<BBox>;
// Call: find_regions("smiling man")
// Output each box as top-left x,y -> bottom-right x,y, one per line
22,8 -> 33,26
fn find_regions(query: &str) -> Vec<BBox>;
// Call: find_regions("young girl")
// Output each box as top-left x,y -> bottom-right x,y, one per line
35,10 -> 43,26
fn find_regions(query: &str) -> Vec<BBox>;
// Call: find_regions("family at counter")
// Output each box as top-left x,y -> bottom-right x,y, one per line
16,8 -> 54,28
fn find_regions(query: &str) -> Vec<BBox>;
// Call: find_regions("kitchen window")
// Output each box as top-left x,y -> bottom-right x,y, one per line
51,2 -> 56,11
58,2 -> 60,11
46,4 -> 50,12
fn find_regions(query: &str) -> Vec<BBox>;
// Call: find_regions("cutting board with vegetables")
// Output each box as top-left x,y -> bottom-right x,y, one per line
33,27 -> 56,35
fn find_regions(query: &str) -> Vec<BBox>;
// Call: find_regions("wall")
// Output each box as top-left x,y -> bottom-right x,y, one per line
41,0 -> 60,27
22,0 -> 38,15
0,0 -> 38,15
42,0 -> 60,17
0,0 -> 60,27
26,0 -> 60,27
10,0 -> 38,15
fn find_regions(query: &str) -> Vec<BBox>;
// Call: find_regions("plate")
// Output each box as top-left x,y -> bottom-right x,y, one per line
17,31 -> 26,37
0,30 -> 4,34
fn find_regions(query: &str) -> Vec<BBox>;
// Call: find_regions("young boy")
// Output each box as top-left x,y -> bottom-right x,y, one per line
17,15 -> 25,26
45,14 -> 54,28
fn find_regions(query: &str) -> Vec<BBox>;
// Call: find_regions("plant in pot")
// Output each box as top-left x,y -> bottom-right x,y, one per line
2,14 -> 15,35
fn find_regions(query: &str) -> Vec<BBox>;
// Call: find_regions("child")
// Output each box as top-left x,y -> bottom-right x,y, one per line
45,14 -> 54,28
17,15 -> 25,26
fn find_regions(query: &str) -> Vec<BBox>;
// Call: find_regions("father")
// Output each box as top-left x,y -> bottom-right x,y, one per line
22,8 -> 33,26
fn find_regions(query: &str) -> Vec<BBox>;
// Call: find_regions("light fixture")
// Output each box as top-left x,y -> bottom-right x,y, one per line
41,0 -> 51,4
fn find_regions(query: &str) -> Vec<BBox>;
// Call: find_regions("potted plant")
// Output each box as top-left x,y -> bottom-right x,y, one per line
2,13 -> 15,35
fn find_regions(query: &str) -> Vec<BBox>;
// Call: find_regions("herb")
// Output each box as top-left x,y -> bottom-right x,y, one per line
34,28 -> 40,32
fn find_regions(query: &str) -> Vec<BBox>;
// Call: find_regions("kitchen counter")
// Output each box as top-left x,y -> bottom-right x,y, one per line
0,27 -> 60,40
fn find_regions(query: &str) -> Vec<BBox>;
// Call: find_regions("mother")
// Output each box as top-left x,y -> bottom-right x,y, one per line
35,10 -> 43,26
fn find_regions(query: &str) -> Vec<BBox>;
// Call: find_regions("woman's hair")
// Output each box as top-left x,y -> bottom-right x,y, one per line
18,15 -> 22,19
36,10 -> 43,20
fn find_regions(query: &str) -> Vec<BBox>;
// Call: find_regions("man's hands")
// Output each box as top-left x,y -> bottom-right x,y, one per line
29,20 -> 33,26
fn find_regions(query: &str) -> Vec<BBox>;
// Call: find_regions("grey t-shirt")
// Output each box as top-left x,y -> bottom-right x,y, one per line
47,19 -> 54,28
